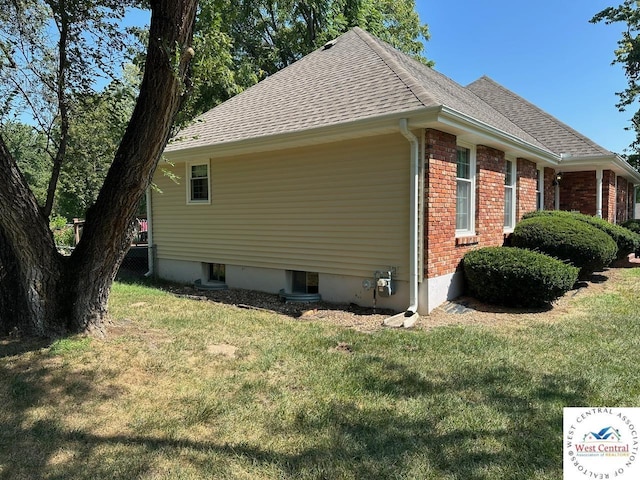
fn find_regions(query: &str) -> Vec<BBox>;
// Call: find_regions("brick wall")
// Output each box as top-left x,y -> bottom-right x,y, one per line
476,145 -> 506,245
544,168 -> 556,210
603,170 -> 616,222
617,176 -> 630,223
559,171 -> 596,215
424,129 -> 459,279
425,129 -> 533,279
516,158 -> 537,220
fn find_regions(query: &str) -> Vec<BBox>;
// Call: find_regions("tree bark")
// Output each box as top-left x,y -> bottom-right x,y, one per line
0,0 -> 198,337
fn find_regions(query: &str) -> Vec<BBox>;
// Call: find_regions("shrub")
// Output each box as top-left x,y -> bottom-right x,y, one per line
621,219 -> 640,235
50,215 -> 74,248
463,247 -> 579,307
511,215 -> 617,276
523,210 -> 640,258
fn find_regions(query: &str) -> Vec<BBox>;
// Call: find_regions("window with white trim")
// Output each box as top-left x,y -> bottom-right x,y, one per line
456,145 -> 476,235
187,160 -> 211,204
504,159 -> 516,230
536,168 -> 544,210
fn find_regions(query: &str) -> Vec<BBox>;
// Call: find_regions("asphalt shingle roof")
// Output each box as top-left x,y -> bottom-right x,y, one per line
168,28 -> 426,152
167,28 -> 567,156
466,76 -> 612,157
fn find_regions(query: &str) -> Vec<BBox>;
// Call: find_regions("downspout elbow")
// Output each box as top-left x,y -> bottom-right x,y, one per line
384,119 -> 420,328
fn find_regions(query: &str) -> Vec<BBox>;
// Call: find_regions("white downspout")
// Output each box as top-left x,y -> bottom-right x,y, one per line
596,169 -> 603,219
384,119 -> 420,328
144,187 -> 154,277
614,174 -> 618,223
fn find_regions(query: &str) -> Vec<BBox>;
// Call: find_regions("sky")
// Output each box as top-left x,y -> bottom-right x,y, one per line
124,2 -> 632,154
414,1 -> 634,155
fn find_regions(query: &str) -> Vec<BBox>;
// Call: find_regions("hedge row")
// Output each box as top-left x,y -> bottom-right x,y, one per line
512,214 -> 617,277
522,210 -> 640,259
463,247 -> 579,307
622,219 -> 640,235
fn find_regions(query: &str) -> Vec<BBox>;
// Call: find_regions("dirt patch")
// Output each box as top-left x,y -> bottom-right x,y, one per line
207,343 -> 238,358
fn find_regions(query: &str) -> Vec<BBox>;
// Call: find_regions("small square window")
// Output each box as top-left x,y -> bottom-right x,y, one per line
208,263 -> 225,282
292,271 -> 319,294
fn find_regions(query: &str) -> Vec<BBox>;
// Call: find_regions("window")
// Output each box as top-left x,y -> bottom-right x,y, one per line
536,168 -> 544,210
292,271 -> 319,294
208,263 -> 225,282
456,145 -> 475,235
504,159 -> 516,230
187,161 -> 210,204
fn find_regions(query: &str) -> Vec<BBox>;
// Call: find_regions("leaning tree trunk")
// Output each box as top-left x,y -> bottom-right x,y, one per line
0,0 -> 198,337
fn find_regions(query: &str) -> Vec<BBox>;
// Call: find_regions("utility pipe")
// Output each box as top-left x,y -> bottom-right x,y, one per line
384,119 -> 419,328
596,169 -> 603,219
144,187 -> 154,277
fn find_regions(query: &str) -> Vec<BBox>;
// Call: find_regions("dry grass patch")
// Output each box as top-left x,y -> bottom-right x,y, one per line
0,266 -> 638,479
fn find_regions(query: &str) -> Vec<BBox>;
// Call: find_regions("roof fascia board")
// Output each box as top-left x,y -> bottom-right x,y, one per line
436,106 -> 559,165
560,154 -> 640,184
164,107 -> 440,162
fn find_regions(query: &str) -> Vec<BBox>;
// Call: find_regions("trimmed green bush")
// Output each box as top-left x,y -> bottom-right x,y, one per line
463,247 -> 579,307
511,215 -> 617,276
523,210 -> 640,258
621,219 -> 640,235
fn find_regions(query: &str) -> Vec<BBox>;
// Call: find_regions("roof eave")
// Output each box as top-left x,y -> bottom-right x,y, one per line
163,106 -> 442,162
559,154 -> 640,184
434,106 -> 559,165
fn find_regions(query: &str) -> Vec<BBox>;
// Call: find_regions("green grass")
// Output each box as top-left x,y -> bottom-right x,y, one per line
0,269 -> 639,479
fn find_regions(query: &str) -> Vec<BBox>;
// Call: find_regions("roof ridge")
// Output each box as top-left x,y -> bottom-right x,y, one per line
351,27 -> 437,108
469,76 -> 612,155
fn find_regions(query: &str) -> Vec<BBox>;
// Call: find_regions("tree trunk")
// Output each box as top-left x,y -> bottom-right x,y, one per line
0,0 -> 198,337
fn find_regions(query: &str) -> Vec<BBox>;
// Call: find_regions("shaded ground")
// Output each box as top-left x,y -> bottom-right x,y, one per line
148,254 -> 640,334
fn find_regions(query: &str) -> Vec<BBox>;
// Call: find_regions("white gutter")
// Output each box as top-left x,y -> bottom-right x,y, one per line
384,119 -> 420,328
144,187 -> 154,277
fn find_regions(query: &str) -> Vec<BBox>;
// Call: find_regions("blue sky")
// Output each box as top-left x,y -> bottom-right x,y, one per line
415,1 -> 634,155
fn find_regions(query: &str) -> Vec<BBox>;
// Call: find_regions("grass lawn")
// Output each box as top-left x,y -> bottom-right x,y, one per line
0,268 -> 639,479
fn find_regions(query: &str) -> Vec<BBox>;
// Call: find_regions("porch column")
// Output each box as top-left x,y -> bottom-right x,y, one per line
596,168 -> 603,218
614,175 -> 618,223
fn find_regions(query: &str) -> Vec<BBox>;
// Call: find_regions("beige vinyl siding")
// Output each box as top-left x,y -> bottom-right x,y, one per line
153,133 -> 411,280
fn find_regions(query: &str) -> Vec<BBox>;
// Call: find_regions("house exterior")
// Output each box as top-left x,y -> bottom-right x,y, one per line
151,27 -> 640,323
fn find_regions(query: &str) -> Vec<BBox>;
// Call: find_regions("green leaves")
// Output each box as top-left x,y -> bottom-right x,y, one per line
592,1 -> 640,151
180,0 -> 432,121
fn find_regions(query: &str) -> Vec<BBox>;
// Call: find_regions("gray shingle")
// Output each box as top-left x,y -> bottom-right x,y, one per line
467,76 -> 612,157
167,28 -> 549,154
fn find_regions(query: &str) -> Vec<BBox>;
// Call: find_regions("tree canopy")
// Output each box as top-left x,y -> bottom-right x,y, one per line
592,1 -> 640,152
182,0 -> 431,120
0,0 -> 198,336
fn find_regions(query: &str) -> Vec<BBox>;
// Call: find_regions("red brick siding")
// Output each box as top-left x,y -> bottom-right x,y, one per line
424,129 -> 458,278
476,146 -> 506,245
603,170 -> 616,222
424,129 -> 545,279
617,176 -> 630,223
516,158 -> 537,220
559,171 -> 596,215
544,168 -> 556,210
